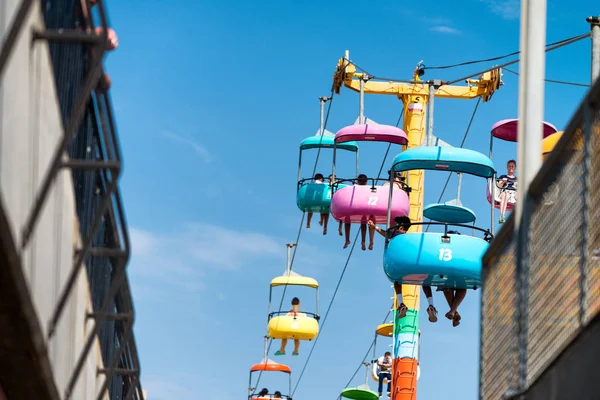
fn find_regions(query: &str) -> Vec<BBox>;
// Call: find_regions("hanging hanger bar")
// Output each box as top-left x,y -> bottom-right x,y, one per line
285,243 -> 296,274
318,96 -> 331,135
263,335 -> 269,360
456,173 -> 463,202
358,75 -> 370,124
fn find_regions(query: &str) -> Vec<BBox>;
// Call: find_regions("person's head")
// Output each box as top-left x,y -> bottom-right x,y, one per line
314,173 -> 324,182
273,391 -> 282,398
394,216 -> 411,232
259,388 -> 269,396
384,351 -> 391,358
291,297 -> 300,311
356,174 -> 368,185
387,170 -> 403,181
328,174 -> 334,183
507,159 -> 516,173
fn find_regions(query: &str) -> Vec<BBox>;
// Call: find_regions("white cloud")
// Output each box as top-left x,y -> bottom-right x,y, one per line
128,223 -> 283,292
143,375 -> 234,400
162,131 -> 213,163
142,377 -> 196,400
420,16 -> 453,25
429,26 -> 461,35
482,0 -> 520,20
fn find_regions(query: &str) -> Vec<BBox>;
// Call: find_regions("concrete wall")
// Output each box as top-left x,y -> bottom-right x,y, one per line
511,313 -> 600,400
0,1 -> 108,398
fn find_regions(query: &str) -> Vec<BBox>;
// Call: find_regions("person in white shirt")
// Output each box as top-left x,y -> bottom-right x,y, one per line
377,351 -> 392,397
306,173 -> 327,232
257,388 -> 270,399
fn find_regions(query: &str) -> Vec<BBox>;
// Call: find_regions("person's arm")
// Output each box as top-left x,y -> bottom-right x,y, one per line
368,220 -> 386,237
497,175 -> 507,187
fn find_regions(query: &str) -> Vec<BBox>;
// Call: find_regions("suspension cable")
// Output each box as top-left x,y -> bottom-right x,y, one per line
342,33 -> 588,87
425,97 -> 481,232
444,33 -> 588,85
250,82 -> 339,394
335,307 -> 393,399
291,230 -> 360,396
422,33 -> 586,70
292,106 -> 404,397
285,30 -> 588,398
503,66 -> 590,87
374,108 -> 405,181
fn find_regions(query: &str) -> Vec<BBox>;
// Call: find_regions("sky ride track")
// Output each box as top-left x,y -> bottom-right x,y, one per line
332,52 -> 502,400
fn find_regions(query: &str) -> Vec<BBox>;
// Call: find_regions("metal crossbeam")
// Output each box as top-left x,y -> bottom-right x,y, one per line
6,1 -> 145,398
0,0 -> 35,80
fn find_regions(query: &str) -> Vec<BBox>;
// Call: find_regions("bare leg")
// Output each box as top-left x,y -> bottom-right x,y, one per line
499,192 -> 508,220
368,221 -> 375,250
422,286 -> 437,322
293,339 -> 300,355
360,223 -> 367,250
338,220 -> 343,236
276,339 -> 287,355
393,281 -> 403,297
450,289 -> 467,314
394,282 -> 407,319
307,212 -> 313,228
443,289 -> 466,326
422,286 -> 433,298
443,290 -> 454,310
321,213 -> 329,235
344,223 -> 351,248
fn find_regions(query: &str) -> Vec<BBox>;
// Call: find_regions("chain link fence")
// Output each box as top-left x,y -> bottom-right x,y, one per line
479,78 -> 600,399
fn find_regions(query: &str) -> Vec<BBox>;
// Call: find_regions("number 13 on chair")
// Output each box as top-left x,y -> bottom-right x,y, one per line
439,248 -> 452,261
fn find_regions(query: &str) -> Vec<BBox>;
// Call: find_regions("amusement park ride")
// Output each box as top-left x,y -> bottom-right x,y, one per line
247,50 -> 566,400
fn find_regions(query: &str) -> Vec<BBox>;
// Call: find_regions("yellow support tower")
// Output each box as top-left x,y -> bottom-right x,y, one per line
332,51 -> 502,400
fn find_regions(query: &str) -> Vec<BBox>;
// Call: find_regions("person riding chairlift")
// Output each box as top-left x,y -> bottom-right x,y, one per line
306,173 -> 329,234
376,351 -> 392,398
368,216 -> 438,324
257,388 -> 270,399
438,230 -> 466,327
343,174 -> 375,251
383,170 -> 409,193
275,297 -> 305,356
498,159 -> 517,224
328,174 -> 345,237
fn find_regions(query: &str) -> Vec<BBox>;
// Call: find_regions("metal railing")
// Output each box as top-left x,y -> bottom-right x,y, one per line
479,73 -> 600,399
42,1 -> 144,398
0,0 -> 144,398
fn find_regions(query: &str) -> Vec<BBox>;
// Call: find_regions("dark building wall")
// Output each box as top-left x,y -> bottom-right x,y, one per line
42,1 -> 123,397
518,312 -> 600,400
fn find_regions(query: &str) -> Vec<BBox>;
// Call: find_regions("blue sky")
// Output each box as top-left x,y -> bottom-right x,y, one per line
103,1 -> 594,399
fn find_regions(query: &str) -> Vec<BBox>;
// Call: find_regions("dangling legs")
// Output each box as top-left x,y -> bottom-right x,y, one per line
275,339 -> 287,355
394,281 -> 408,319
443,289 -> 454,312
292,339 -> 300,356
321,213 -> 329,235
443,289 -> 467,327
386,374 -> 391,396
307,212 -> 313,228
499,191 -> 508,223
338,220 -> 343,236
368,218 -> 375,250
360,223 -> 367,250
344,223 -> 351,248
422,286 -> 437,322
